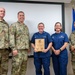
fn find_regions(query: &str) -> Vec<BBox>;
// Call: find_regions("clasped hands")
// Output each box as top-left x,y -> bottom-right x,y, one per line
53,49 -> 61,55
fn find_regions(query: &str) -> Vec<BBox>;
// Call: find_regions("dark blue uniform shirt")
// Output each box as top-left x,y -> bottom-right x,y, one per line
51,32 -> 69,57
31,31 -> 52,58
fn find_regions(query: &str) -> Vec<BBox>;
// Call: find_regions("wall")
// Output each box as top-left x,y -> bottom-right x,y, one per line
65,3 -> 72,37
65,3 -> 73,75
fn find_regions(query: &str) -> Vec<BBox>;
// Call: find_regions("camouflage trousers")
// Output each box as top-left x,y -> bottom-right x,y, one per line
0,49 -> 9,75
71,52 -> 75,75
11,49 -> 28,75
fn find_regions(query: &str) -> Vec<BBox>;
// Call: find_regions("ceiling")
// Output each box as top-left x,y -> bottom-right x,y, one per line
22,0 -> 72,3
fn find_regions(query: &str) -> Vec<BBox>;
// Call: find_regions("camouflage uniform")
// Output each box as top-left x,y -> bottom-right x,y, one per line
0,20 -> 9,75
9,21 -> 30,75
69,31 -> 75,75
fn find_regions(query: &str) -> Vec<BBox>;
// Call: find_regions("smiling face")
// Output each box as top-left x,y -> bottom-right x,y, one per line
0,8 -> 5,19
17,11 -> 25,23
38,23 -> 44,33
54,22 -> 62,33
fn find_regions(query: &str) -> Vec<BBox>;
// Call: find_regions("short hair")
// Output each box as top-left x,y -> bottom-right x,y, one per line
54,22 -> 62,31
38,22 -> 44,27
17,11 -> 25,15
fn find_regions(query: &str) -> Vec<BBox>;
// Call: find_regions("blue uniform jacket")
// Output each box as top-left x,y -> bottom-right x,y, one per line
31,31 -> 52,58
51,32 -> 69,57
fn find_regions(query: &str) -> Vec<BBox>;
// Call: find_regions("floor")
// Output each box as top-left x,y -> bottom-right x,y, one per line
7,52 -> 73,75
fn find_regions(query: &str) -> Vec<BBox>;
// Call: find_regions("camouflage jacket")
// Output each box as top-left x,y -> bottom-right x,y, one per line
69,31 -> 75,48
0,20 -> 9,49
9,21 -> 30,50
69,31 -> 75,60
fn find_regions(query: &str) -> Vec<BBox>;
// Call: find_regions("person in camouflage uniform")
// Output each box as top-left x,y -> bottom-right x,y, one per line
69,21 -> 75,75
9,11 -> 30,75
0,7 -> 9,75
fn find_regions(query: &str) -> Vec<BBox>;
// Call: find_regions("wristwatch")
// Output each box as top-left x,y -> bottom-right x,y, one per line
60,48 -> 62,52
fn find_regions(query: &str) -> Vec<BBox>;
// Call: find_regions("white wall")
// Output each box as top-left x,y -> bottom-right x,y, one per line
0,2 -> 62,37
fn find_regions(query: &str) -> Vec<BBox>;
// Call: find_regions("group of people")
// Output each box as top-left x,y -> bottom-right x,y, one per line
0,7 -> 75,75
0,7 -> 30,75
31,22 -> 69,75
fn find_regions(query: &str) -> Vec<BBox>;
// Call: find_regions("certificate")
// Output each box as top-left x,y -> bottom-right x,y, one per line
35,39 -> 44,52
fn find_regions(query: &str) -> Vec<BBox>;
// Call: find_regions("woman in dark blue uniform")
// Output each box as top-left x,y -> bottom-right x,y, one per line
51,22 -> 69,75
31,22 -> 52,75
